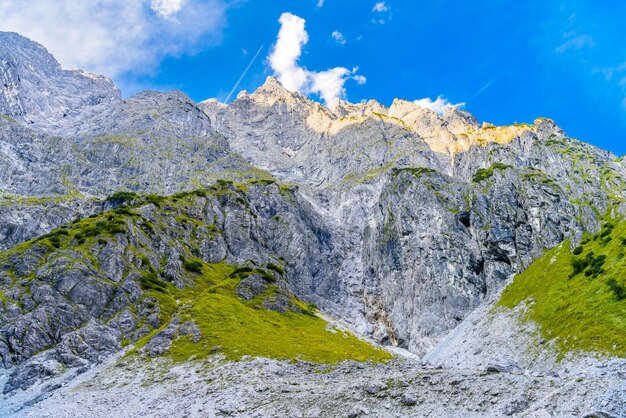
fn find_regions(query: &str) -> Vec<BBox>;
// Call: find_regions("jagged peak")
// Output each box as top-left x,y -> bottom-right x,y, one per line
442,107 -> 480,132
332,98 -> 388,118
253,76 -> 293,97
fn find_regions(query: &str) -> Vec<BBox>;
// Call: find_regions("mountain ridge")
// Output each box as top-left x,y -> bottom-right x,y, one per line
0,31 -> 625,416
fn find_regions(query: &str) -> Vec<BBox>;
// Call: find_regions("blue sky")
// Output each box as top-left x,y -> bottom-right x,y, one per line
2,0 -> 625,155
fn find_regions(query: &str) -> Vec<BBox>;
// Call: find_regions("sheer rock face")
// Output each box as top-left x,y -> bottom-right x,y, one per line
200,77 -> 626,354
0,32 -> 121,132
1,31 -> 626,378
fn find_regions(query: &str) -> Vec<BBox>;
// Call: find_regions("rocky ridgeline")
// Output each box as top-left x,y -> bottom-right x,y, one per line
200,75 -> 626,354
0,31 -> 625,415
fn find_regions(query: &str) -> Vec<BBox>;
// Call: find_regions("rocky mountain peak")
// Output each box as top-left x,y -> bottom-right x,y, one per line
0,31 -> 120,132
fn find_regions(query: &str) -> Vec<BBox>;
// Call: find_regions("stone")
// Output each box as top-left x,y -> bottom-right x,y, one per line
401,393 -> 418,406
486,360 -> 523,375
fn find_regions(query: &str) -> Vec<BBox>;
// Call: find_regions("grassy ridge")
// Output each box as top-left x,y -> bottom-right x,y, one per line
499,220 -> 626,357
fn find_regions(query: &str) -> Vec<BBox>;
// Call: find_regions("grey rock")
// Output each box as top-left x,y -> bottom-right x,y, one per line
235,273 -> 269,301
486,359 -> 523,375
401,392 -> 418,406
366,380 -> 386,395
347,404 -> 369,417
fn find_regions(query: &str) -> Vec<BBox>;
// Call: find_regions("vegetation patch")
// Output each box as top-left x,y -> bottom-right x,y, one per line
391,167 -> 435,178
472,163 -> 512,183
499,219 -> 626,358
132,262 -> 391,364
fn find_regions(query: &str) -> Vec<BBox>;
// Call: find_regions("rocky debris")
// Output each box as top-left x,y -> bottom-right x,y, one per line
2,356 -> 624,418
347,404 -> 369,417
365,380 -> 386,395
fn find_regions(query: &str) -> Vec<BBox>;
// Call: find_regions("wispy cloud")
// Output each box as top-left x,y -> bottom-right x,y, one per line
413,96 -> 465,115
316,0 -> 325,8
0,0 -> 227,80
268,12 -> 364,106
331,31 -> 346,45
555,31 -> 595,53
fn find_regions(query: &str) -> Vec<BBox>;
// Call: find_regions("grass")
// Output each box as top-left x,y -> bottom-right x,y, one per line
472,163 -> 512,183
499,219 -> 626,358
134,262 -> 391,364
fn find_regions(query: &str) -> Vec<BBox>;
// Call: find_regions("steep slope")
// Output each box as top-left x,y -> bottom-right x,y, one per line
0,32 -> 120,132
0,34 -> 273,250
200,78 -> 626,354
0,180 -> 387,393
424,220 -> 626,386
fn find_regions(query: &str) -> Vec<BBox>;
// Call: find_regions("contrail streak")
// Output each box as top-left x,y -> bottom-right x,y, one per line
225,43 -> 265,103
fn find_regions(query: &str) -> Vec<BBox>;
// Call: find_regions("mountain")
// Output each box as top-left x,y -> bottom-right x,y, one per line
0,32 -> 625,416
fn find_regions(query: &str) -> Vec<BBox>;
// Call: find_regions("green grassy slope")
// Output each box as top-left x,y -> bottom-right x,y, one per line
499,220 -> 626,357
135,261 -> 391,364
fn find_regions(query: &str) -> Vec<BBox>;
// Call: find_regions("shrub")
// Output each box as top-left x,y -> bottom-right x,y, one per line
570,257 -> 588,277
607,278 -> 626,300
106,191 -> 138,206
139,272 -> 167,292
266,262 -> 284,276
230,265 -> 254,277
183,259 -> 204,274
257,269 -> 276,283
305,302 -> 318,316
600,223 -> 614,238
572,246 -> 583,255
48,235 -> 61,248
588,255 -> 606,276
112,206 -> 138,217
144,194 -> 166,207
472,163 -> 512,183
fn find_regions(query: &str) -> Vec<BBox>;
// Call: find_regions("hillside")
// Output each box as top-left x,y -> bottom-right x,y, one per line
0,31 -> 625,416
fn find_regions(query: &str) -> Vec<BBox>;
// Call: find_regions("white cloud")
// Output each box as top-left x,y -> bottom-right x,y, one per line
0,0 -> 227,80
353,74 -> 367,85
310,67 -> 351,105
316,0 -> 325,8
413,96 -> 465,115
371,2 -> 391,24
268,12 -> 310,92
372,2 -> 390,12
268,12 -> 364,106
151,0 -> 186,19
331,31 -> 346,45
